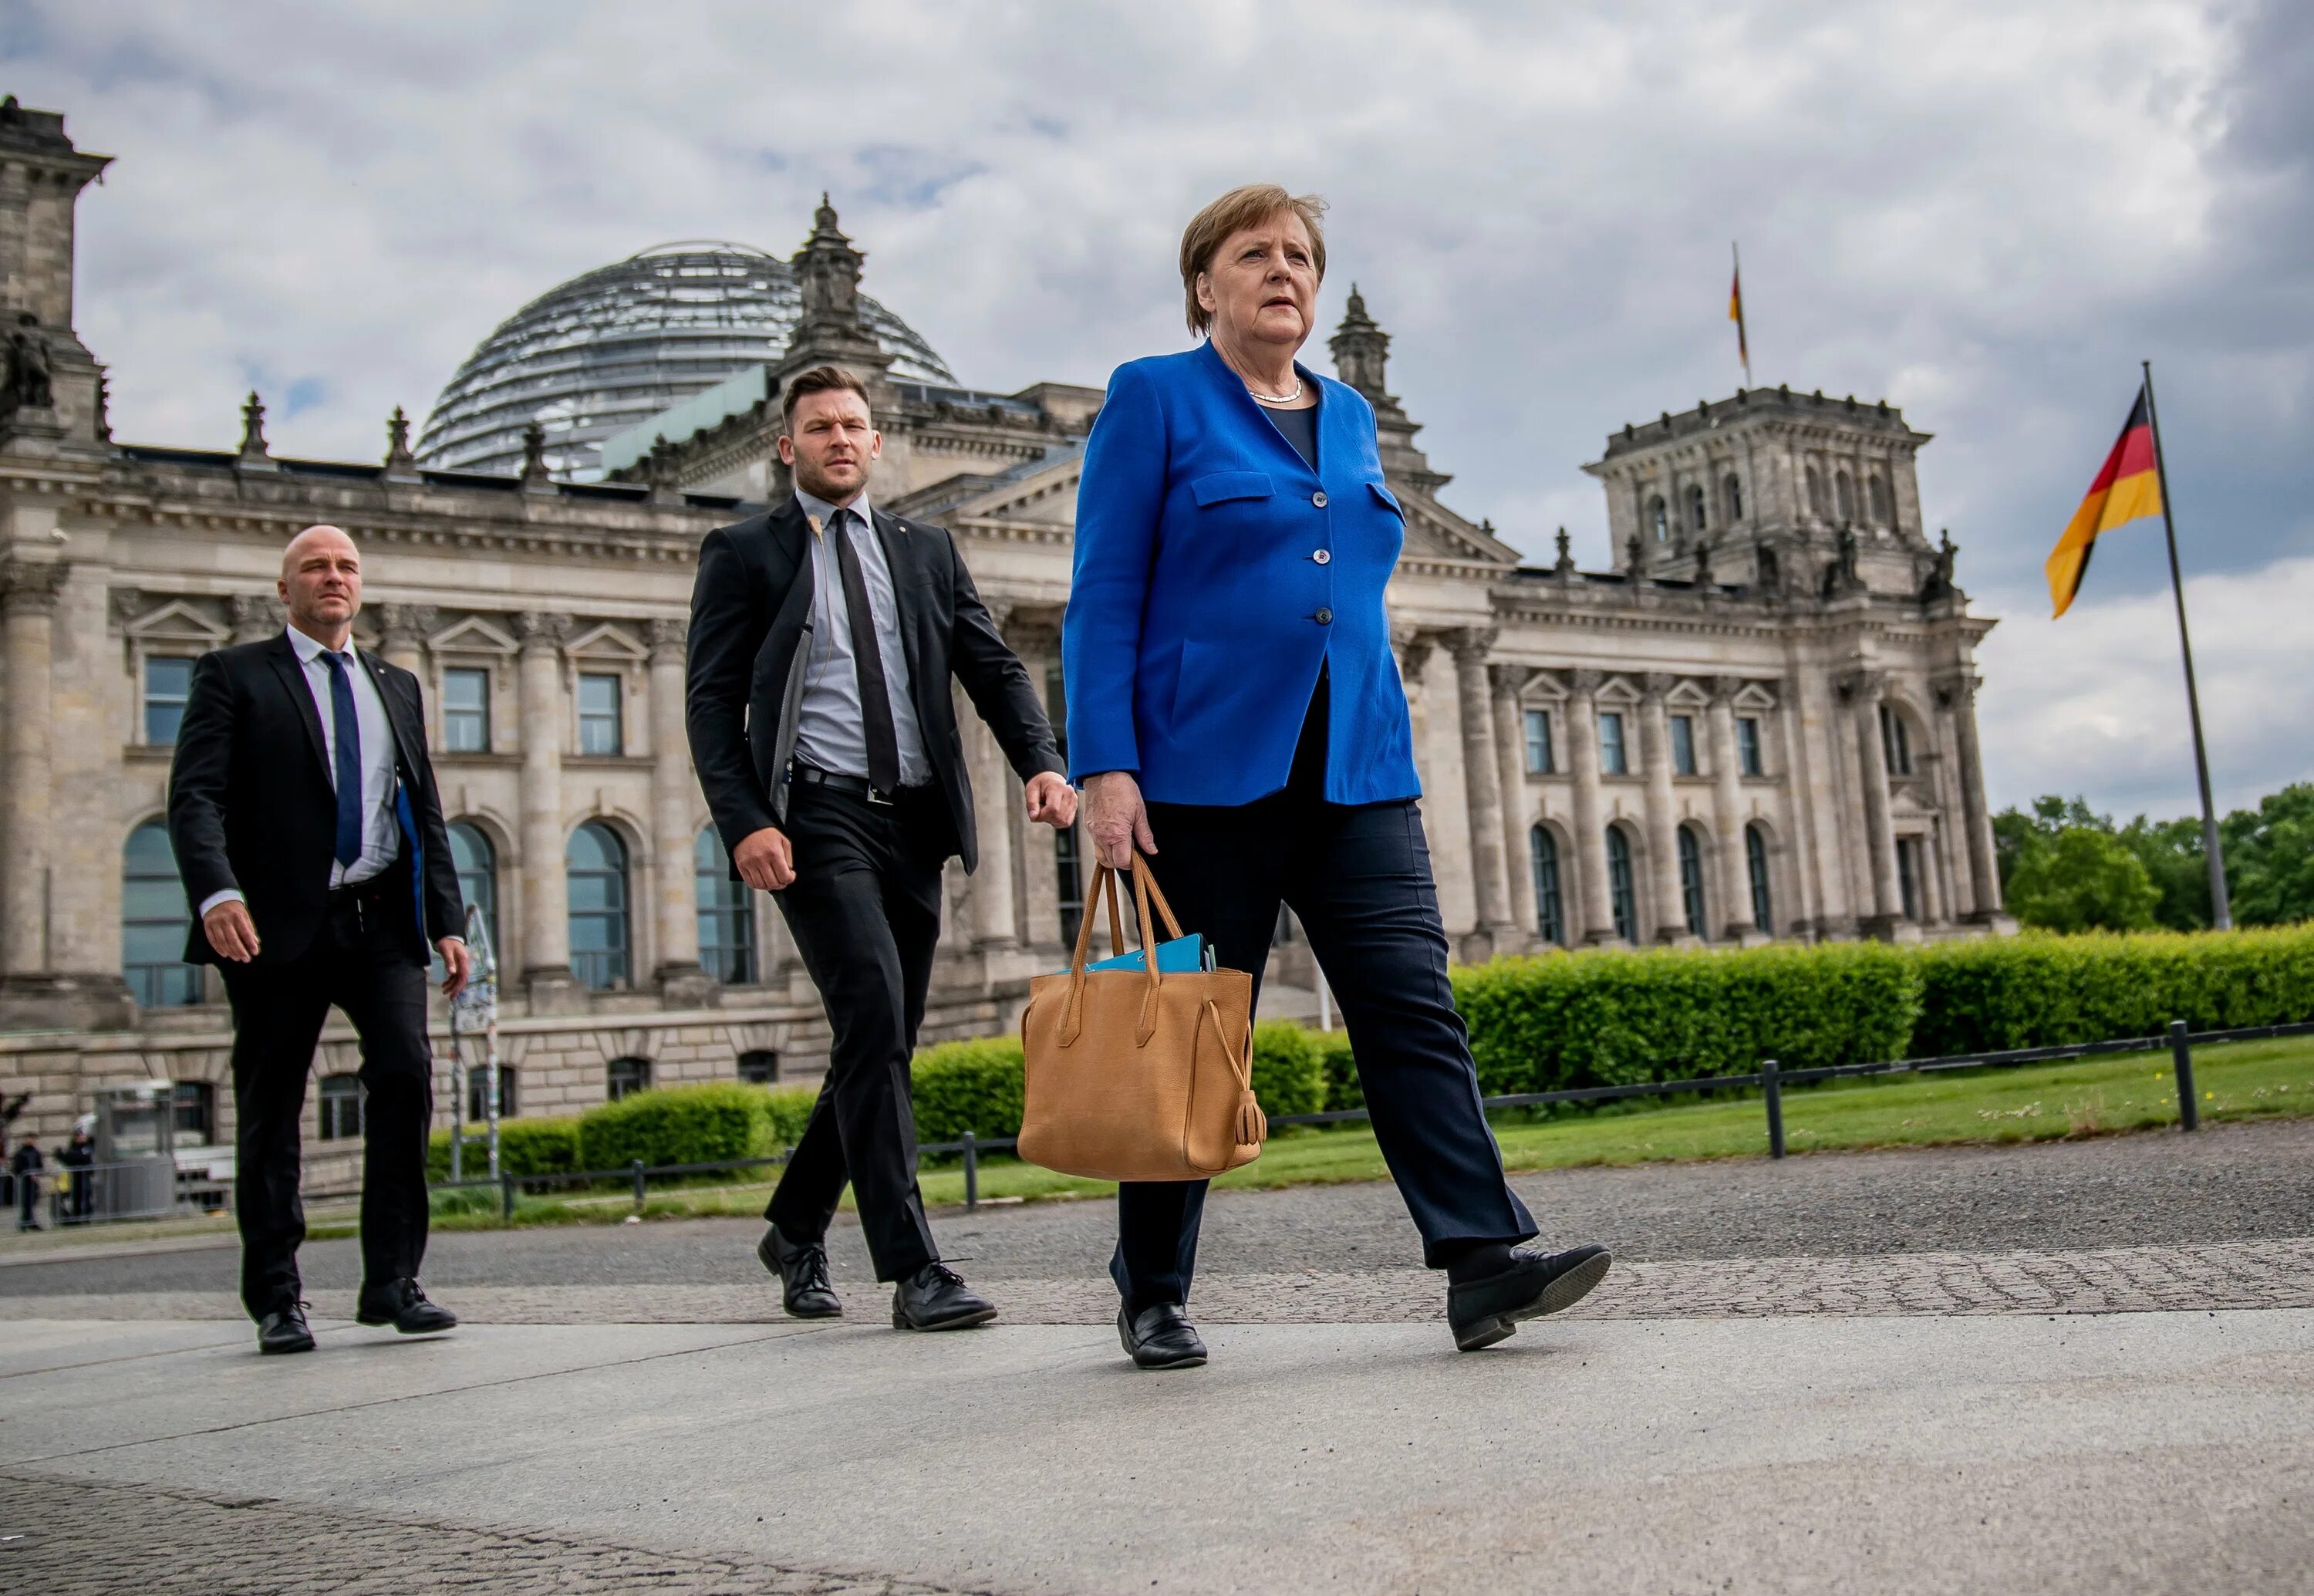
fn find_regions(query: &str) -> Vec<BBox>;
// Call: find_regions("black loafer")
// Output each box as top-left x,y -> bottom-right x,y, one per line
758,1225 -> 842,1318
354,1277 -> 458,1335
1118,1302 -> 1207,1370
1447,1244 -> 1613,1351
257,1301 -> 315,1356
890,1263 -> 997,1331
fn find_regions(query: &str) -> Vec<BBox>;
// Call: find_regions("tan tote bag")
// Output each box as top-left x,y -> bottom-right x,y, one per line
1017,855 -> 1264,1182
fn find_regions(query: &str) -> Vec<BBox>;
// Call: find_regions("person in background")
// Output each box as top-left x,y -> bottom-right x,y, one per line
12,1136 -> 42,1231
1063,184 -> 1612,1368
58,1125 -> 95,1224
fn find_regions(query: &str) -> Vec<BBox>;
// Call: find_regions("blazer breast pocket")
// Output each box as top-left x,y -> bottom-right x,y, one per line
1191,471 -> 1276,508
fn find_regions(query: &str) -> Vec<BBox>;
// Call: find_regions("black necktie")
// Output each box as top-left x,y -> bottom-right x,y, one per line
830,508 -> 902,793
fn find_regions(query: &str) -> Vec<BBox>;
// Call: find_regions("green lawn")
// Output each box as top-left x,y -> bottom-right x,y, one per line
415,1033 -> 2314,1233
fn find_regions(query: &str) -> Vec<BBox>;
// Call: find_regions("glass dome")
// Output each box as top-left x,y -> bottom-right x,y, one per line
415,241 -> 954,481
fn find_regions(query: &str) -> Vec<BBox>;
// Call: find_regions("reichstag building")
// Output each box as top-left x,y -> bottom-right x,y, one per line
0,103 -> 2009,1182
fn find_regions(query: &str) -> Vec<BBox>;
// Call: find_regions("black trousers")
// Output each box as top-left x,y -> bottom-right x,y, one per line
219,863 -> 434,1320
1113,677 -> 1537,1310
766,782 -> 946,1281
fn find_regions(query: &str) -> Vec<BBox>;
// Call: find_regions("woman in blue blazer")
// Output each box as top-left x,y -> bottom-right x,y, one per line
1063,186 -> 1611,1368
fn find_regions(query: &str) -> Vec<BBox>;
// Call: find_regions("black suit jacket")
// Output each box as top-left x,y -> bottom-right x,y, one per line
686,496 -> 1064,872
166,633 -> 464,967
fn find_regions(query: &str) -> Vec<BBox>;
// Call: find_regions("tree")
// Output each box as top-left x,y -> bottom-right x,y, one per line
2004,826 -> 2162,933
2221,783 -> 2314,926
2116,814 -> 2211,931
1992,795 -> 2107,894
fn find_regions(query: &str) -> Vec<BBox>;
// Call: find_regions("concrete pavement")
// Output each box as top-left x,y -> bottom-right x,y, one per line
5,1305 -> 2311,1594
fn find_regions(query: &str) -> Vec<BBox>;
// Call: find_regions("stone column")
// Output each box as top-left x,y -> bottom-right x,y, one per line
963,605 -> 1021,952
1490,664 -> 1536,943
1394,626 -> 1433,796
1450,629 -> 1514,942
1843,670 -> 1902,936
1706,677 -> 1757,939
1566,670 -> 1617,944
647,618 -> 707,1000
0,559 -> 66,987
514,612 -> 578,1006
1938,671 -> 2002,918
1638,673 -> 1688,941
376,602 -> 436,745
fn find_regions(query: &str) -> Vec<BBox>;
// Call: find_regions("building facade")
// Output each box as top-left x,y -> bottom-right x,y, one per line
0,103 -> 2007,1183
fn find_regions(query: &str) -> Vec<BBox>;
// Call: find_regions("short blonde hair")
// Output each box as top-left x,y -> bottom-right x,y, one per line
1179,184 -> 1328,336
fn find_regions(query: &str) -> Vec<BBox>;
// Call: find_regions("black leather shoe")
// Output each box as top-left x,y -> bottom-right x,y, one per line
354,1278 -> 458,1334
257,1301 -> 315,1356
1118,1302 -> 1208,1370
890,1263 -> 997,1331
1447,1243 -> 1613,1351
757,1226 -> 842,1318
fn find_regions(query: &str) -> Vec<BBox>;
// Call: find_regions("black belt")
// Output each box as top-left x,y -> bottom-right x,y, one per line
791,765 -> 929,808
330,862 -> 405,903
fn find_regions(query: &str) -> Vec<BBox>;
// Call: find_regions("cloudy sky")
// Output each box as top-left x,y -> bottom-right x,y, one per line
12,1 -> 2310,822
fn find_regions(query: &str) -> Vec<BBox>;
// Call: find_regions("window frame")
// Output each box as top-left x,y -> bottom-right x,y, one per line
737,1051 -> 780,1085
1523,707 -> 1553,775
442,666 -> 492,754
1687,483 -> 1707,533
1669,714 -> 1698,777
1746,823 -> 1774,933
1736,716 -> 1764,777
1896,835 -> 1923,921
172,1081 -> 216,1145
695,826 -> 757,985
1880,703 -> 1914,776
1529,825 -> 1564,946
567,822 -> 632,990
1649,495 -> 1668,542
576,671 -> 625,757
447,822 -> 499,965
464,1065 -> 518,1122
1677,826 -> 1708,938
1605,827 -> 1638,943
1597,711 -> 1628,776
1723,473 -> 1743,523
317,1074 -> 365,1142
142,655 -> 195,747
605,1057 -> 652,1102
123,822 -> 201,1009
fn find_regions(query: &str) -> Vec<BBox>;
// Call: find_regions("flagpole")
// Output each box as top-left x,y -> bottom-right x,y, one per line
1732,241 -> 1752,388
2140,359 -> 2231,930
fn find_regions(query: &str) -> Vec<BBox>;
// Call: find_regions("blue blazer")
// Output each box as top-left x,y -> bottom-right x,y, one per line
1062,340 -> 1422,808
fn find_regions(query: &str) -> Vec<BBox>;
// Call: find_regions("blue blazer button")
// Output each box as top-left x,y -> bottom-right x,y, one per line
1314,607 -> 1334,625
1311,490 -> 1328,508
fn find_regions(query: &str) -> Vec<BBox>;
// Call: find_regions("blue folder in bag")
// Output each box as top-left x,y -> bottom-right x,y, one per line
1063,934 -> 1216,974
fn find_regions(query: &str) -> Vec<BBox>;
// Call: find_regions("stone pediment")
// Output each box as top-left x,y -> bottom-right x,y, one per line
429,614 -> 519,656
907,446 -> 1084,529
1392,484 -> 1520,567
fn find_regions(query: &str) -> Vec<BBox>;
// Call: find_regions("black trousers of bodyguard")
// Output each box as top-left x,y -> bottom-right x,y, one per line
1113,676 -> 1538,1311
765,781 -> 946,1282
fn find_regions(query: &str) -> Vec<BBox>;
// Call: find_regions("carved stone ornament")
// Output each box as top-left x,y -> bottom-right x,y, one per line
0,557 -> 69,614
1567,667 -> 1606,699
514,610 -> 573,648
0,314 -> 54,413
238,391 -> 269,461
647,616 -> 688,653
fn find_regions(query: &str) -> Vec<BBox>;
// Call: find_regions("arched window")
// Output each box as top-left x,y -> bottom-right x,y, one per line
1724,474 -> 1743,522
606,1056 -> 652,1101
1806,467 -> 1827,517
1835,471 -> 1856,521
1868,473 -> 1891,525
123,823 -> 201,1008
695,827 -> 757,985
1605,828 -> 1638,944
1677,826 -> 1708,939
1529,826 -> 1564,946
1649,495 -> 1669,542
1880,704 -> 1914,776
1746,823 -> 1774,933
567,822 -> 631,990
1687,484 -> 1708,532
448,822 -> 498,963
318,1074 -> 364,1141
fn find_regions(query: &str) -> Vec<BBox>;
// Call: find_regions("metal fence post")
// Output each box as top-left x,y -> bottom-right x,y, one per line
631,1158 -> 648,1213
500,1170 -> 514,1221
1761,1058 -> 1786,1160
2169,1019 -> 2199,1132
961,1132 -> 978,1212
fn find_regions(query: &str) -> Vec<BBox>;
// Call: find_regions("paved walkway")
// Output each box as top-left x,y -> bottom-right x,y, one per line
7,1124 -> 2311,1593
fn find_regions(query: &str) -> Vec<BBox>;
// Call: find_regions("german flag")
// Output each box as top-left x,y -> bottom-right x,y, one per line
2046,386 -> 2162,618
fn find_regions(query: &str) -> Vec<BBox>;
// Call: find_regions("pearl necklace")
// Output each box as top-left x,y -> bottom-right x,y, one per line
1246,376 -> 1304,407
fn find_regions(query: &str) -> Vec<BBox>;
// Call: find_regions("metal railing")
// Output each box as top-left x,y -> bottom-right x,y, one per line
421,1015 -> 2314,1217
6,1157 -> 214,1228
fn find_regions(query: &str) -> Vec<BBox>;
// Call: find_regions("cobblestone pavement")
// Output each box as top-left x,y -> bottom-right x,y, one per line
0,1471 -> 981,1595
7,1119 -> 2310,1304
8,1237 -> 2310,1325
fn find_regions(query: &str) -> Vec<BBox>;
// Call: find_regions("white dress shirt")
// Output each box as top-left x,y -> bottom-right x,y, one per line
197,626 -> 401,919
791,487 -> 932,786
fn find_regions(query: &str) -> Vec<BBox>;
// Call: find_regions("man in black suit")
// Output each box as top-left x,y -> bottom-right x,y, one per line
168,525 -> 470,1355
688,366 -> 1076,1331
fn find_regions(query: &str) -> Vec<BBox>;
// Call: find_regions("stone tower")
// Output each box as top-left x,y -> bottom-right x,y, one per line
1327,285 -> 1445,494
0,96 -> 112,453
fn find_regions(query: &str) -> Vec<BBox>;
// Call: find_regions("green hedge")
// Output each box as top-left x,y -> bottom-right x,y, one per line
429,1117 -> 581,1183
1314,1029 -> 1361,1112
1249,1020 -> 1328,1117
912,1038 -> 1028,1144
1908,926 -> 2314,1057
574,1081 -> 818,1173
1451,942 -> 1922,1096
